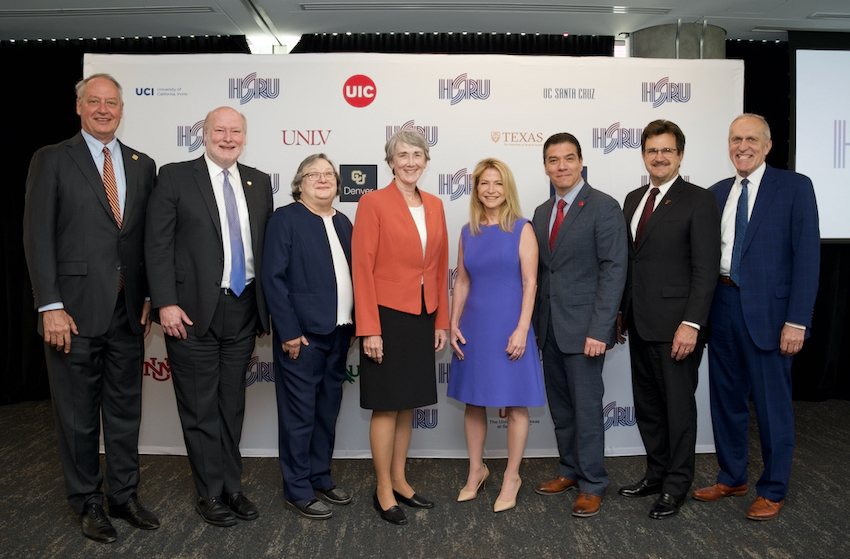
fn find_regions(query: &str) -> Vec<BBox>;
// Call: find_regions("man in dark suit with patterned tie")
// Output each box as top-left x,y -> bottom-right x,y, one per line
23,73 -> 160,543
692,114 -> 820,521
532,133 -> 627,518
145,106 -> 272,527
617,120 -> 720,519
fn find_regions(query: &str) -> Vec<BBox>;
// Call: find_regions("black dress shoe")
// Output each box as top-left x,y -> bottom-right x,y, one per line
373,492 -> 408,525
618,478 -> 663,498
285,498 -> 333,519
649,493 -> 683,519
195,496 -> 237,527
81,503 -> 117,543
221,492 -> 259,520
109,493 -> 160,529
393,489 -> 435,509
315,485 -> 353,505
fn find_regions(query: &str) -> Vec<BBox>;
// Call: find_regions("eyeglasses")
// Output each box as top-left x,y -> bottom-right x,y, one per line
643,148 -> 679,157
303,171 -> 336,181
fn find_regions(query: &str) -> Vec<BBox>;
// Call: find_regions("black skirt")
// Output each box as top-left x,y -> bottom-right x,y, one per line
359,296 -> 438,411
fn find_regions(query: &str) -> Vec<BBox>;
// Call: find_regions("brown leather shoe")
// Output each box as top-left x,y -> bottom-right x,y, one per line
535,476 -> 577,495
572,493 -> 602,517
692,483 -> 748,502
746,496 -> 784,520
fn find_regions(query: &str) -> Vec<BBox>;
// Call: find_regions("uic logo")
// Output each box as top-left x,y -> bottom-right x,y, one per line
439,73 -> 491,105
281,130 -> 331,146
245,356 -> 274,386
592,123 -> 643,154
343,75 -> 376,108
438,169 -> 473,201
603,401 -> 637,431
835,120 -> 848,169
642,77 -> 691,108
385,120 -> 438,147
229,72 -> 280,105
177,120 -> 205,152
411,408 -> 438,429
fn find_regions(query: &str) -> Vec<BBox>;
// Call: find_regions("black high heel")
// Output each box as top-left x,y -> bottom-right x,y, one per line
373,492 -> 408,525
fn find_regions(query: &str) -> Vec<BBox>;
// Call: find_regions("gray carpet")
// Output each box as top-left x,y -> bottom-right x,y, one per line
1,399 -> 849,558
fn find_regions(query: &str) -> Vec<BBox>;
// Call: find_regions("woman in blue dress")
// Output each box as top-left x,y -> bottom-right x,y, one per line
448,158 -> 544,513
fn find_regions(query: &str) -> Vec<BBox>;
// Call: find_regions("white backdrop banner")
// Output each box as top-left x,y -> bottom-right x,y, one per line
85,53 -> 743,459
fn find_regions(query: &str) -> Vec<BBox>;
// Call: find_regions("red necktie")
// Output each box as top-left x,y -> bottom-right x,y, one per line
634,187 -> 659,247
103,147 -> 123,290
549,199 -> 567,252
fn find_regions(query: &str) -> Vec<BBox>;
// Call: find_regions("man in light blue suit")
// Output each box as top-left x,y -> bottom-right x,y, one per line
693,114 -> 820,521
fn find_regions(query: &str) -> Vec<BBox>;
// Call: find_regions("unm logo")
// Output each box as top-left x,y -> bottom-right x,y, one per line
386,120 -> 438,147
411,408 -> 438,429
143,357 -> 171,381
642,77 -> 691,108
592,123 -> 643,154
177,120 -> 204,152
835,120 -> 848,169
245,356 -> 274,386
603,400 -> 637,431
439,73 -> 491,105
438,169 -> 473,201
228,72 -> 280,105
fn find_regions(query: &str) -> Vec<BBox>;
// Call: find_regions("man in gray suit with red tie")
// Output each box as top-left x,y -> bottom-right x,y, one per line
532,133 -> 627,517
617,120 -> 721,519
23,74 -> 160,543
145,106 -> 272,527
693,114 -> 820,521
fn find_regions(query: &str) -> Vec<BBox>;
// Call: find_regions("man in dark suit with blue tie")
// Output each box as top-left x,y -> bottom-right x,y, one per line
692,114 -> 820,521
23,74 -> 160,543
532,133 -> 627,518
146,106 -> 272,527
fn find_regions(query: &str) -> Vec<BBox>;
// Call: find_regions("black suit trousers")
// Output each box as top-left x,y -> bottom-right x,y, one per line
166,283 -> 257,498
628,322 -> 701,499
45,295 -> 144,514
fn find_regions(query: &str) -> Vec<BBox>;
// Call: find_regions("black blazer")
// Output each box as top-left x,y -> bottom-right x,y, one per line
145,156 -> 272,336
262,202 -> 353,342
620,176 -> 721,342
23,133 -> 156,337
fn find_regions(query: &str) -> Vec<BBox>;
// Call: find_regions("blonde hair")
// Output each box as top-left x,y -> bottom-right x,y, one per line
468,158 -> 523,236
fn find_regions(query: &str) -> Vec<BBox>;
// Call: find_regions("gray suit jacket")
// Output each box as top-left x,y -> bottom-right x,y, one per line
23,133 -> 156,337
145,156 -> 272,337
532,182 -> 627,354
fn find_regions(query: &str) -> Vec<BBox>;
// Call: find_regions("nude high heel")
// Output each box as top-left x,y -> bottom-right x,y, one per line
457,464 -> 490,502
494,477 -> 522,512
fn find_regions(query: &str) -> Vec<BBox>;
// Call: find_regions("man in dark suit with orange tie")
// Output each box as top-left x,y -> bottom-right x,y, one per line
145,106 -> 272,527
692,114 -> 820,521
617,120 -> 720,519
23,73 -> 160,543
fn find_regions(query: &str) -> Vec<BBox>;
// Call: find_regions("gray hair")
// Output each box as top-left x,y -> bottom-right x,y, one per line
291,153 -> 341,201
75,73 -> 123,101
384,130 -> 431,166
731,113 -> 771,141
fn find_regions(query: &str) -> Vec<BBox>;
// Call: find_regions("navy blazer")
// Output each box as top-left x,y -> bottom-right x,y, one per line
709,164 -> 820,350
262,202 -> 353,342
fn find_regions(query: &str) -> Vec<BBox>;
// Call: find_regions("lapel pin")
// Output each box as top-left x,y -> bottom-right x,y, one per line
578,201 -> 584,207
247,181 -> 252,186
132,154 -> 138,160
665,199 -> 672,205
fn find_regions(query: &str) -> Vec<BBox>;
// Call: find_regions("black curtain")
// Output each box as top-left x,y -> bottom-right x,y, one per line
292,32 -> 614,56
725,37 -> 850,400
1,36 -> 250,405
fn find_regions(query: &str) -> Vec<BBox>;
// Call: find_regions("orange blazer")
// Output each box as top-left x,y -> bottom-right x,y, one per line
352,181 -> 449,336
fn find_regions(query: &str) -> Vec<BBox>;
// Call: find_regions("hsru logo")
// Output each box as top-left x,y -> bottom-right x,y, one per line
411,408 -> 438,429
386,120 -> 438,147
439,74 -> 491,105
177,120 -> 205,152
603,401 -> 637,431
229,72 -> 280,105
245,356 -> 274,386
592,123 -> 643,154
438,169 -> 473,201
642,77 -> 691,108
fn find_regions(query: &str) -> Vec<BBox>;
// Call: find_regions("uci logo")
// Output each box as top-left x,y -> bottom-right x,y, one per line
343,75 -> 376,108
135,88 -> 154,96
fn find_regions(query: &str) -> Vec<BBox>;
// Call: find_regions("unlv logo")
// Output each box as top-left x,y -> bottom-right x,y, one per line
343,75 -> 376,108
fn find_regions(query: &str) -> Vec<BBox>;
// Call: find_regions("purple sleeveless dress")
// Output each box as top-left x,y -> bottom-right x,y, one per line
447,219 -> 545,407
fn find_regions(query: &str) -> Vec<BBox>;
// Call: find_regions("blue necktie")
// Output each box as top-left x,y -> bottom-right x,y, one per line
222,169 -> 246,296
730,178 -> 749,285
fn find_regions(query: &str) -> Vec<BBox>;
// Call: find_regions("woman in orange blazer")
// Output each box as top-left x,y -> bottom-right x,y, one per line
352,130 -> 449,525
